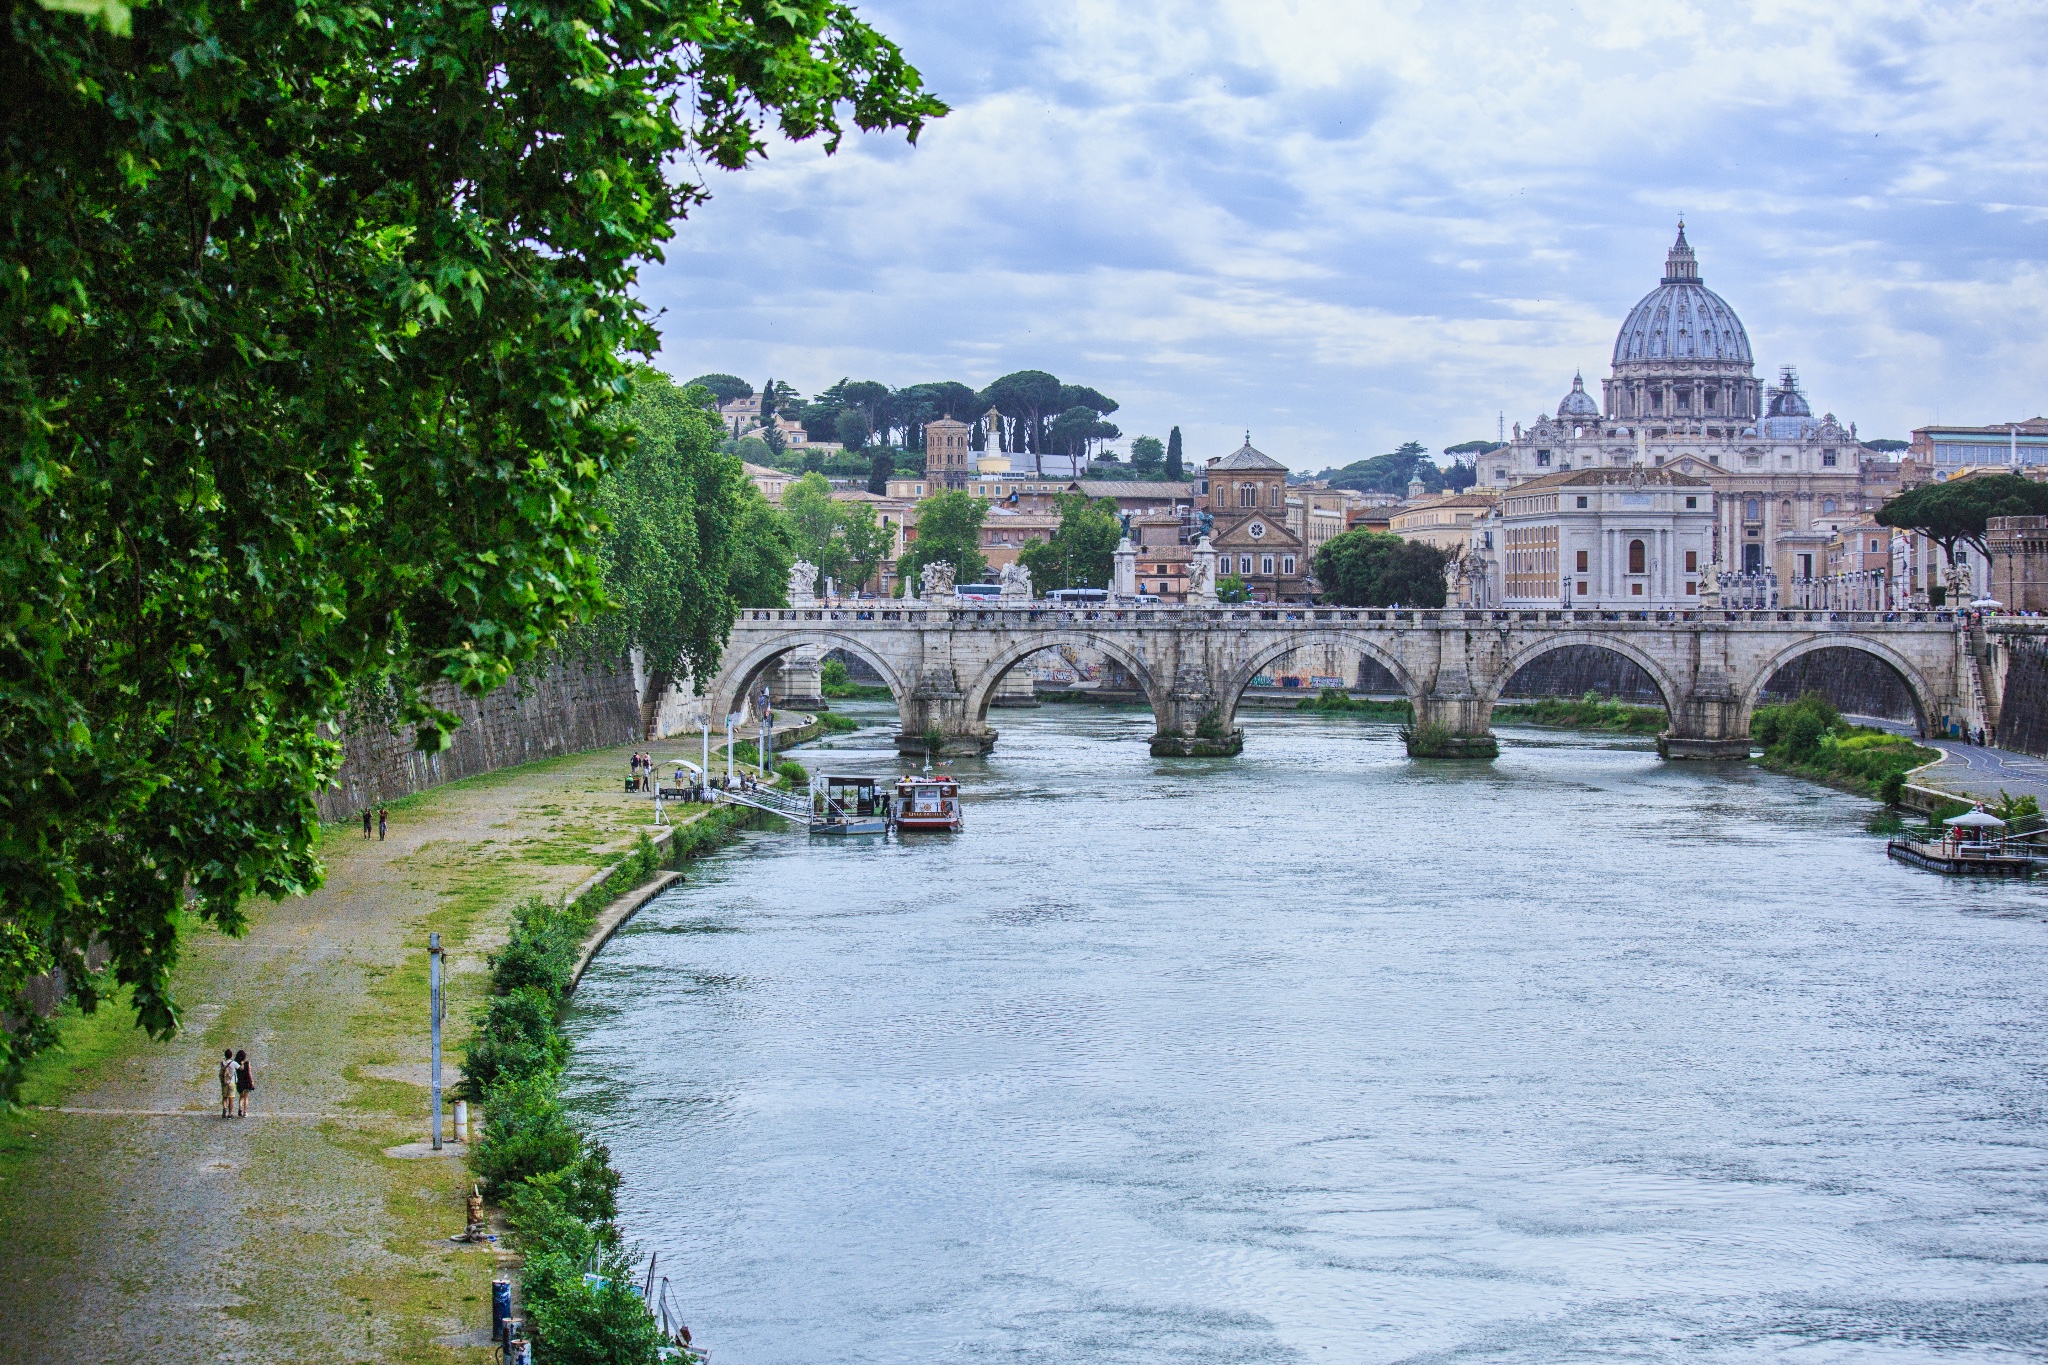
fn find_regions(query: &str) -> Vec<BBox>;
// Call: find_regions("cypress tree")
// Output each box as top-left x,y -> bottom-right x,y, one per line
867,447 -> 894,495
760,377 -> 776,420
1166,426 -> 1184,481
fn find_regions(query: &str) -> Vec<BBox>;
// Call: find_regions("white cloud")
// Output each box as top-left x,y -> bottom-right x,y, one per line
643,0 -> 2048,467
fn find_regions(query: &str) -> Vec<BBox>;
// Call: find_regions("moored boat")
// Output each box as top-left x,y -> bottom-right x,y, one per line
809,774 -> 891,834
894,775 -> 962,832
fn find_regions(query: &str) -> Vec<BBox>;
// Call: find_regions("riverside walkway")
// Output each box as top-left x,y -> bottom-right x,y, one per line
0,726 -> 800,1365
1853,714 -> 2048,807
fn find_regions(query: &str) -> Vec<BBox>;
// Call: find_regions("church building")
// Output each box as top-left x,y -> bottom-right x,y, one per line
1476,224 -> 1875,590
1196,438 -> 1311,602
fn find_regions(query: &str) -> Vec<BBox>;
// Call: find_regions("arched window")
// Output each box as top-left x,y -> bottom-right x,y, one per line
1745,498 -> 1761,521
1628,539 -> 1646,574
1270,484 -> 1283,509
1238,484 -> 1255,508
1821,497 -> 1836,514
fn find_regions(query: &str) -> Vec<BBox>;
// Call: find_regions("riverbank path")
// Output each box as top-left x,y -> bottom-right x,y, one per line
1849,715 -> 2048,806
0,719 -> 811,1365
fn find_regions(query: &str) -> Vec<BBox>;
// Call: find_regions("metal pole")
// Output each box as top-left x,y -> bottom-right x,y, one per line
701,721 -> 710,798
429,931 -> 443,1151
725,715 -> 735,787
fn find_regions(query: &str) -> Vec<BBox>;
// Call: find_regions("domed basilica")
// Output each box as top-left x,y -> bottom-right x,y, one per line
1477,224 -> 1872,585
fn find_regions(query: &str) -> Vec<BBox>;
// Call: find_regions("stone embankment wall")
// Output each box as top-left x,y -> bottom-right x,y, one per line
318,656 -> 645,822
1497,646 -> 1663,704
1993,632 -> 2048,758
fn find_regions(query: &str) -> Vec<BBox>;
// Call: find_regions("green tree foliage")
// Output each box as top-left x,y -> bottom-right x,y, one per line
0,0 -> 942,1084
1443,462 -> 1479,492
839,503 -> 893,593
1313,530 -> 1450,606
834,408 -> 873,450
686,374 -> 752,405
979,370 -> 1064,463
1216,574 -> 1251,603
896,381 -> 980,447
726,493 -> 797,609
1167,427 -> 1185,481
563,371 -> 761,687
1324,442 -> 1443,495
1130,436 -> 1165,476
1020,494 -> 1121,591
1051,405 -> 1122,458
1862,438 -> 1910,453
783,473 -> 851,584
1876,474 -> 2048,564
868,448 -> 895,495
897,491 -> 987,590
1442,440 -> 1505,458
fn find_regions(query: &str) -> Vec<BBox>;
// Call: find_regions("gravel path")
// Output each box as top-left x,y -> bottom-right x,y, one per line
0,738 -> 755,1364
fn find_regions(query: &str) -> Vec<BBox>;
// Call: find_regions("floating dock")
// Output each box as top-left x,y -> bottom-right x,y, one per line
1886,840 -> 2038,878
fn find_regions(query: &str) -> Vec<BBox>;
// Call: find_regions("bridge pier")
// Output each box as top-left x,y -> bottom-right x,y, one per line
1658,676 -> 1754,760
1408,680 -> 1498,759
896,667 -> 997,757
1148,668 -> 1242,757
770,645 -> 826,711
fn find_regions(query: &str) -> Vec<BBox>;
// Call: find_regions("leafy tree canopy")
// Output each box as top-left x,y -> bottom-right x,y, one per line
1861,438 -> 1910,453
1323,442 -> 1443,495
1050,405 -> 1121,457
1215,574 -> 1251,604
1313,531 -> 1450,607
897,490 -> 987,591
1020,495 -> 1121,592
1166,427 -> 1185,481
0,0 -> 941,1086
1130,436 -> 1165,475
1443,439 -> 1506,457
687,374 -> 753,405
1875,474 -> 2048,561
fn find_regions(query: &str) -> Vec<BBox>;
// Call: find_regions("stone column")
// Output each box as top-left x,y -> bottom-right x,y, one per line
1190,536 -> 1219,606
1148,659 -> 1243,757
1114,536 -> 1138,600
1408,670 -> 1498,759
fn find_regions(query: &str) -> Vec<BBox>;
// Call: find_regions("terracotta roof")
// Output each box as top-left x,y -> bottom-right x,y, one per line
1074,480 -> 1194,498
1208,442 -> 1285,471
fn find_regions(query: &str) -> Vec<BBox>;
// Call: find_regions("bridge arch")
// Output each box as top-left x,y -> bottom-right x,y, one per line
707,631 -> 910,722
1739,635 -> 1938,738
1215,631 -> 1424,728
962,632 -> 1168,726
1482,633 -> 1684,714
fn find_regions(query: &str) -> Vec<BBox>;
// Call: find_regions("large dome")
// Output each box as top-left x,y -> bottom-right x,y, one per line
1611,224 -> 1752,367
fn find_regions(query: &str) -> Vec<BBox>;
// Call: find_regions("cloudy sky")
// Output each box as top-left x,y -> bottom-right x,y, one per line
641,0 -> 2048,472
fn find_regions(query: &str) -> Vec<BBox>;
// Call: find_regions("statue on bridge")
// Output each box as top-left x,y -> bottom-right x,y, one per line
999,561 -> 1033,602
920,560 -> 955,600
787,559 -> 819,606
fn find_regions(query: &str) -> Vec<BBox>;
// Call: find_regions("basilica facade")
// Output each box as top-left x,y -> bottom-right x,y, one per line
1475,225 -> 1881,587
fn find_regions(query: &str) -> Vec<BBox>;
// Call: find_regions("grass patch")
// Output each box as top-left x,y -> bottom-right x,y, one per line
1752,693 -> 1940,801
817,712 -> 861,734
1495,691 -> 1667,735
1295,688 -> 1411,718
0,986 -> 152,1188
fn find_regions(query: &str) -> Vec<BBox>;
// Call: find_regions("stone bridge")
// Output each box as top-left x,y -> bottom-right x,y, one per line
697,604 -> 1975,760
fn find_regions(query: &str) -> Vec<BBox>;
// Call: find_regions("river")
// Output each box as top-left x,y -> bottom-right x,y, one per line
562,701 -> 2048,1363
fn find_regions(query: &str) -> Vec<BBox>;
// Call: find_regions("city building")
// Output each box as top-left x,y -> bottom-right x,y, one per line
979,509 -> 1059,570
923,417 -> 975,489
1471,465 -> 1713,608
1286,484 -> 1369,560
1989,516 -> 2048,613
1390,492 -> 1498,557
1132,514 -> 1192,601
1196,438 -> 1311,601
744,462 -> 793,505
1476,224 -> 1872,585
1908,418 -> 2048,478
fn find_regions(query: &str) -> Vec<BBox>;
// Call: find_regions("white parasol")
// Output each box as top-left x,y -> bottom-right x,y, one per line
1944,807 -> 2007,828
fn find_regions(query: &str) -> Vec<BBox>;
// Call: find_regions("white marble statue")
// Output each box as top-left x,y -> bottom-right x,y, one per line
787,559 -> 819,606
999,561 -> 1033,601
921,560 -> 955,600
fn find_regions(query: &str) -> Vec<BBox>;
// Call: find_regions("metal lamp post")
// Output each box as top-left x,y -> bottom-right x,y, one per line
429,931 -> 444,1150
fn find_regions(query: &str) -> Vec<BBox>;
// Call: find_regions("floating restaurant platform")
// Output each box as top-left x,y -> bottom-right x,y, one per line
1886,840 -> 2039,877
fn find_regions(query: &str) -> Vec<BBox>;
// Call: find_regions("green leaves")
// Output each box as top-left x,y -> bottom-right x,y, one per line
1313,529 -> 1450,607
0,0 -> 942,1088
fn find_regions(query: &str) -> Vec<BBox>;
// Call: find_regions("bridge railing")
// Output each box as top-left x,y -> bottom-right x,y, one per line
739,605 -> 1962,629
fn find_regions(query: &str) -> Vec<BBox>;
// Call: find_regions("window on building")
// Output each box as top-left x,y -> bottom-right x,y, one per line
1495,469 -> 1508,481
1781,500 -> 1792,517
915,484 -> 924,496
1798,553 -> 1813,578
1869,537 -> 1881,553
1239,555 -> 1253,574
1536,450 -> 1552,467
1709,454 -> 1720,465
1282,555 -> 1296,574
1631,582 -> 1644,595
1628,539 -> 1646,574
1576,550 -> 1589,572
1271,485 -> 1283,508
1239,484 -> 1255,508
1822,451 -> 1837,467
1685,550 -> 1698,572
1821,497 -> 1836,514
1743,543 -> 1763,572
1686,581 -> 1697,594
1745,498 -> 1761,521
1576,496 -> 1588,508
1685,496 -> 1697,508
1261,555 -> 1275,575
1576,580 -> 1588,595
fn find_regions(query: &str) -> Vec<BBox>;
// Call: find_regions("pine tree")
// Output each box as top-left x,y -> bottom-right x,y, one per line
1166,426 -> 1184,481
760,377 -> 776,420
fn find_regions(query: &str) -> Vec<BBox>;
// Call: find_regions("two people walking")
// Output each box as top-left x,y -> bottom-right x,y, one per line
360,807 -> 389,840
217,1048 -> 255,1118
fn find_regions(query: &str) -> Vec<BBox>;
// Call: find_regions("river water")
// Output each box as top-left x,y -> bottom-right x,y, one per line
563,701 -> 2048,1363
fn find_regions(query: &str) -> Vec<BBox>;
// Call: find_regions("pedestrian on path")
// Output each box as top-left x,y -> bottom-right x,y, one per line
234,1049 -> 254,1117
218,1049 -> 238,1118
378,807 -> 388,841
362,808 -> 373,839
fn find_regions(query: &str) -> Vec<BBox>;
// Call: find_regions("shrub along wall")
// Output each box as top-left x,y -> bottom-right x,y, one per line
465,804 -> 762,1364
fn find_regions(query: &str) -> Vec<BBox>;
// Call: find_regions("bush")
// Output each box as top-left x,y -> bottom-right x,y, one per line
1400,720 -> 1456,756
820,658 -> 850,691
818,712 -> 860,733
461,986 -> 568,1097
777,759 -> 809,787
